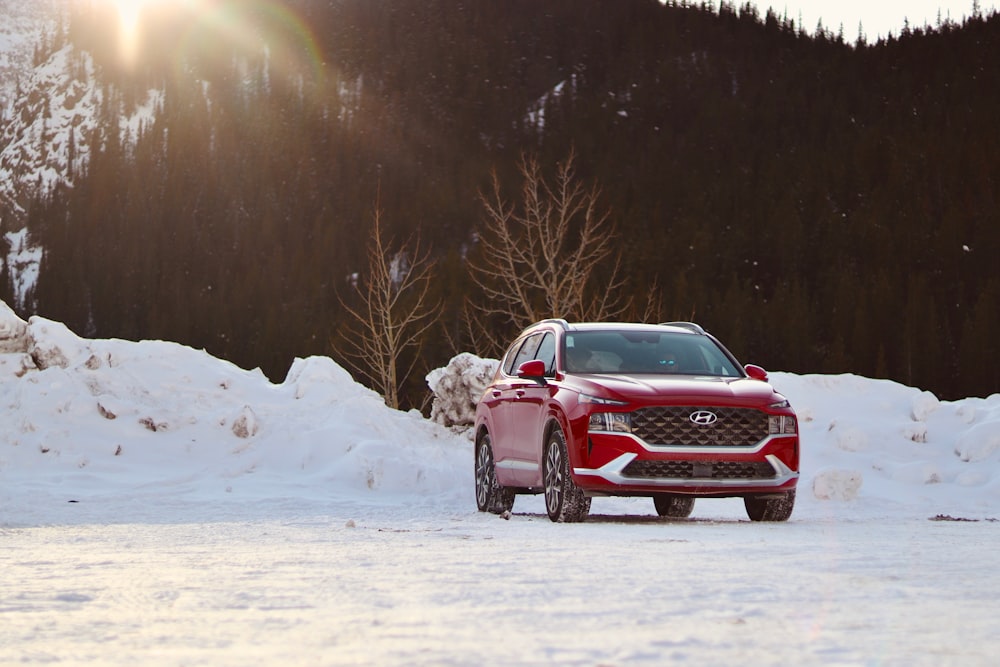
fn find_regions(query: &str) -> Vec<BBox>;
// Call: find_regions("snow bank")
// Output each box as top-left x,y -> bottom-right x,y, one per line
771,372 -> 1000,515
0,305 -> 470,508
2,300 -> 999,520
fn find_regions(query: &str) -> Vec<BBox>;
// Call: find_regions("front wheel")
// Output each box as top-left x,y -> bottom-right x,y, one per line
744,489 -> 795,522
475,432 -> 514,514
542,427 -> 591,523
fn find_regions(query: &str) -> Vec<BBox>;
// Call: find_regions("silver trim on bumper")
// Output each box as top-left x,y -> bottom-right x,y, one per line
604,432 -> 791,455
573,453 -> 798,489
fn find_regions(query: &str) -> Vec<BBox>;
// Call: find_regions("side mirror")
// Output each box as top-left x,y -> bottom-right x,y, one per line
517,359 -> 547,381
744,364 -> 768,381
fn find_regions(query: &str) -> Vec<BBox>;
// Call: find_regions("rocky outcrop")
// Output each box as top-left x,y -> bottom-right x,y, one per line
0,299 -> 29,353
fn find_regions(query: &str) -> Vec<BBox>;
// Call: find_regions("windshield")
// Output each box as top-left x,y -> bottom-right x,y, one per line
563,330 -> 743,377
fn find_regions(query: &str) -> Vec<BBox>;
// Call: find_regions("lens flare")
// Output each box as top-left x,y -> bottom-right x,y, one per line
108,0 -> 160,67
100,0 -> 330,104
175,1 -> 327,89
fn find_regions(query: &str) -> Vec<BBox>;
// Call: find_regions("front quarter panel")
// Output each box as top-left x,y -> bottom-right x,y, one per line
550,378 -> 595,478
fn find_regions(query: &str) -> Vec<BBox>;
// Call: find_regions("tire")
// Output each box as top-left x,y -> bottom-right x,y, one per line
475,432 -> 515,514
744,489 -> 796,522
653,494 -> 695,518
542,427 -> 591,523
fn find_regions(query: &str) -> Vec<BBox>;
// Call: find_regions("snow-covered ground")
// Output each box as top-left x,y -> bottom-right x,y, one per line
2,300 -> 999,665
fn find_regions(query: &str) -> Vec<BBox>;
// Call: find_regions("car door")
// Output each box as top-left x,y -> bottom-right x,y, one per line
508,332 -> 556,486
489,333 -> 544,485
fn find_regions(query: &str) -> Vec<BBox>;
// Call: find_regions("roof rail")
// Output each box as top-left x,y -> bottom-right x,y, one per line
516,319 -> 570,337
537,318 -> 570,330
659,321 -> 706,334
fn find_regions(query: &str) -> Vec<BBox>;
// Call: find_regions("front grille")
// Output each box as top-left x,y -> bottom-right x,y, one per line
631,406 -> 768,447
621,459 -> 776,480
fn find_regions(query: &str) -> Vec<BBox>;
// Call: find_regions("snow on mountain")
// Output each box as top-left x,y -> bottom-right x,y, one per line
0,0 -> 61,210
0,43 -> 99,213
1,298 -> 998,520
0,0 -> 162,310
1,0 -> 67,310
2,228 -> 41,310
0,0 -> 57,106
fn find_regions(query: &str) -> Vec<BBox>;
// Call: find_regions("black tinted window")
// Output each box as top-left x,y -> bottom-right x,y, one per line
535,333 -> 556,376
506,333 -> 543,375
501,338 -> 525,375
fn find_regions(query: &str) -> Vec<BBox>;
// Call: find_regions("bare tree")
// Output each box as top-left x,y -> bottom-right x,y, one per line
469,151 -> 630,350
337,204 -> 441,410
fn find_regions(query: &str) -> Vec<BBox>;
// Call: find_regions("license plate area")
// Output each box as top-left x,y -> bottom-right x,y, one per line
692,461 -> 713,478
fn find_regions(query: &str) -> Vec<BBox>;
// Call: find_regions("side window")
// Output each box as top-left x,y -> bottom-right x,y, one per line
502,338 -> 527,375
510,333 -> 543,373
534,333 -> 556,376
504,333 -> 543,376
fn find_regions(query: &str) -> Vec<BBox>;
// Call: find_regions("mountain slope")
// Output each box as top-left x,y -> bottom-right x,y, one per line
1,0 -> 998,404
0,1 -> 165,310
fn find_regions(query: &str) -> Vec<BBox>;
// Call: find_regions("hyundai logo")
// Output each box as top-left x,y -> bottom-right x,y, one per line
689,410 -> 718,425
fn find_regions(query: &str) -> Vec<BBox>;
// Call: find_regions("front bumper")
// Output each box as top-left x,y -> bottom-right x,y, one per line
574,452 -> 798,492
571,431 -> 799,495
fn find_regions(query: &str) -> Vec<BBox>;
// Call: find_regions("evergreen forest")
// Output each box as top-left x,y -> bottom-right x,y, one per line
4,0 -> 999,408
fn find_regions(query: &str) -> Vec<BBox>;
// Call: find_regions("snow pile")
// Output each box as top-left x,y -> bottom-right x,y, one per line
426,352 -> 499,429
770,372 -> 1000,516
2,299 -> 999,520
0,298 -> 28,353
0,303 -> 470,508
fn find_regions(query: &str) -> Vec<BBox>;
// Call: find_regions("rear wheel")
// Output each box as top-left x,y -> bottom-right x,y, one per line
653,494 -> 695,518
542,427 -> 591,523
475,432 -> 514,514
744,489 -> 795,522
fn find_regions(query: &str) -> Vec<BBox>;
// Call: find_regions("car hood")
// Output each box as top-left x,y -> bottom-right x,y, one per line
571,373 -> 783,407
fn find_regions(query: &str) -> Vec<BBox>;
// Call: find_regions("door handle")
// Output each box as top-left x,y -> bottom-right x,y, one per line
492,390 -> 502,398
515,389 -> 526,398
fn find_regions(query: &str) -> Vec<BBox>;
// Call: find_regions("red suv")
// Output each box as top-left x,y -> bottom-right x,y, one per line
474,320 -> 799,522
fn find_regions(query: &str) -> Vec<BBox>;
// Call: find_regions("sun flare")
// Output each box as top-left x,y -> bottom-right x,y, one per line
111,0 -> 146,31
97,0 -> 326,89
107,0 -> 186,67
109,0 -> 151,66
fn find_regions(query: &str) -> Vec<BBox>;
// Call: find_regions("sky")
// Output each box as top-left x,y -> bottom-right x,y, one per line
766,0 -> 998,40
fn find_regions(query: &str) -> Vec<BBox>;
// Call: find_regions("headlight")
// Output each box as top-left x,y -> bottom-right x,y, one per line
580,394 -> 629,406
589,412 -> 632,433
768,415 -> 797,434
